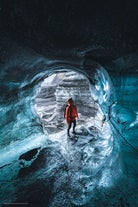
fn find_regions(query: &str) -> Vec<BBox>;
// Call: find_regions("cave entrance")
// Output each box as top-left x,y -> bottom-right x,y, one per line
34,70 -> 104,135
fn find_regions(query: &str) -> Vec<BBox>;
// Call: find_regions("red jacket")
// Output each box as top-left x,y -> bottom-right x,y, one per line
65,103 -> 78,124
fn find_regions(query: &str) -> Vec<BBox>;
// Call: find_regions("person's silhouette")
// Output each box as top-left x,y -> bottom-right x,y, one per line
65,98 -> 78,137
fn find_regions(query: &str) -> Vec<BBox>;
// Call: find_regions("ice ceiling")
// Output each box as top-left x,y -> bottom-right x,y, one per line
0,43 -> 137,206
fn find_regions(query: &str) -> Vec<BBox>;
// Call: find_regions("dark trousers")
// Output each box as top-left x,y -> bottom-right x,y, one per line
67,119 -> 76,135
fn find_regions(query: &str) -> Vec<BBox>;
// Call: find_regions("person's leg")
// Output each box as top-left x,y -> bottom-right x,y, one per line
72,120 -> 76,133
67,121 -> 72,136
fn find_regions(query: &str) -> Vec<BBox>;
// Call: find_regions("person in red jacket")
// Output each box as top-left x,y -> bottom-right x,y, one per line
65,98 -> 78,137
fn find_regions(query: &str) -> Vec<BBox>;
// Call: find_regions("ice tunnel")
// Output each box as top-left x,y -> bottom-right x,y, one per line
0,47 -> 138,207
34,70 -> 108,134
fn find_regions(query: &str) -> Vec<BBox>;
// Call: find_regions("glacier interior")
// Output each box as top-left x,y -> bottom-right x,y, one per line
0,1 -> 138,207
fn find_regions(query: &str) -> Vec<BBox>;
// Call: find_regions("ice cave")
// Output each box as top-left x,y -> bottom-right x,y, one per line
0,1 -> 138,207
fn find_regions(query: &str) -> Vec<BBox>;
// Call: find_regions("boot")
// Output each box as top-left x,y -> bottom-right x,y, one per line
67,129 -> 71,137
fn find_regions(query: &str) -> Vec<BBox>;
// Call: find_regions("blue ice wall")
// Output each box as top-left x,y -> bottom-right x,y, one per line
106,55 -> 138,152
107,55 -> 138,109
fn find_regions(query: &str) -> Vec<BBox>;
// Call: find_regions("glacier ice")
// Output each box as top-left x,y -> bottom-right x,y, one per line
0,45 -> 137,206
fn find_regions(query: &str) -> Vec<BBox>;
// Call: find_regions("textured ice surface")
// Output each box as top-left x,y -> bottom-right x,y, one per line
0,45 -> 137,206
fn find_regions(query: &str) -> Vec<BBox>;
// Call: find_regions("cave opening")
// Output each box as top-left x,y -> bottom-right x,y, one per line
34,70 -> 105,135
33,68 -> 113,152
